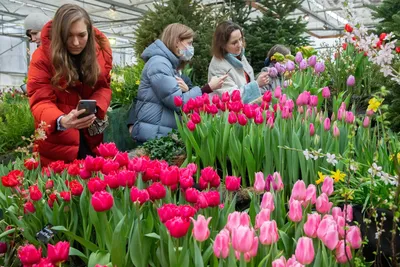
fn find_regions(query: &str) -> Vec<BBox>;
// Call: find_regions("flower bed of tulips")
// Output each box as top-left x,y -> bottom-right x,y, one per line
0,141 -> 366,267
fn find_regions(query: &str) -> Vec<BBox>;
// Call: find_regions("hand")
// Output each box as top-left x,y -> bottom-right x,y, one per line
257,72 -> 270,87
60,109 -> 96,130
176,77 -> 189,92
208,74 -> 228,91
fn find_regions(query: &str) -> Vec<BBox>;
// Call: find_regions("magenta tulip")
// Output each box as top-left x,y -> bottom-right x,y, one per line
309,123 -> 315,136
322,86 -> 331,98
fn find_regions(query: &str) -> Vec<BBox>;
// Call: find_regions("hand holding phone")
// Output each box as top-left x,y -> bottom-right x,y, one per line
77,100 -> 97,119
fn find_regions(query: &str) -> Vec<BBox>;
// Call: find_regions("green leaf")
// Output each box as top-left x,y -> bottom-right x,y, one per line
193,239 -> 204,267
130,220 -> 144,267
168,235 -> 177,267
88,250 -> 110,267
111,216 -> 127,267
202,243 -> 214,264
52,226 -> 99,252
278,230 -> 291,257
145,233 -> 161,240
0,228 -> 15,239
69,247 -> 88,264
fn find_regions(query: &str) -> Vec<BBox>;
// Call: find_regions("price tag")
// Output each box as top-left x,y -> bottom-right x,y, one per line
36,224 -> 56,244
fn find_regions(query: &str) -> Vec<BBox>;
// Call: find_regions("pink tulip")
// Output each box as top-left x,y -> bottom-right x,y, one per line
316,193 -> 333,214
286,255 -> 304,267
191,215 -> 212,242
295,237 -> 315,265
331,207 -> 343,221
337,108 -> 344,121
323,118 -> 331,131
213,229 -> 230,258
317,217 -> 339,250
363,116 -> 370,128
335,240 -> 352,263
254,110 -> 264,124
255,208 -> 271,229
336,215 -> 346,239
321,176 -> 334,196
274,86 -> 282,99
347,225 -> 362,249
366,109 -> 374,116
346,75 -> 355,86
254,172 -> 265,193
261,192 -> 275,211
267,117 -> 274,128
333,124 -> 340,137
322,87 -> 331,98
309,123 -> 315,136
273,172 -> 284,191
308,55 -> 317,67
226,212 -> 250,232
343,204 -> 353,222
259,220 -> 279,245
272,256 -> 287,267
288,200 -> 303,222
304,184 -> 316,206
345,111 -> 355,124
298,106 -> 304,114
291,180 -> 306,201
309,95 -> 318,107
232,226 -> 254,253
235,236 -> 259,262
304,213 -> 321,238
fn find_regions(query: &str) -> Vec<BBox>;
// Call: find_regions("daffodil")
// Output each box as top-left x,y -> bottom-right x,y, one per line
330,169 -> 346,183
341,189 -> 354,200
135,80 -> 140,85
316,171 -> 325,185
389,153 -> 400,162
367,97 -> 382,112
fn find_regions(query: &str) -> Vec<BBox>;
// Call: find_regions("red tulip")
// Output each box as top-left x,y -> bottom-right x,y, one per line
101,160 -> 120,175
187,120 -> 196,131
263,91 -> 272,102
24,158 -> 39,170
18,244 -> 42,265
24,201 -> 36,214
221,91 -> 230,102
48,193 -> 58,208
396,47 -> 400,54
237,113 -> 247,126
1,170 -> 23,187
84,156 -> 105,172
160,166 -> 179,186
87,177 -> 107,194
185,187 -> 199,203
115,152 -> 129,167
67,164 -> 80,177
91,191 -> 114,212
228,111 -> 238,124
60,191 -> 71,202
103,174 -> 119,189
158,204 -> 179,223
231,90 -> 241,102
117,170 -> 137,187
33,258 -> 56,267
344,24 -> 353,32
165,217 -> 190,238
98,142 -> 119,158
225,176 -> 241,191
174,96 -> 183,107
178,204 -> 197,219
29,185 -> 43,201
48,161 -> 66,174
0,241 -> 7,254
147,182 -> 166,201
179,175 -> 194,189
204,190 -> 220,207
254,110 -> 264,124
191,112 -> 201,124
130,186 -> 150,204
69,180 -> 83,196
47,241 -> 69,265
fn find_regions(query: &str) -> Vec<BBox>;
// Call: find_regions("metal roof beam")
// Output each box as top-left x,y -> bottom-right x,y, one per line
297,6 -> 339,31
70,0 -> 143,17
93,0 -> 146,14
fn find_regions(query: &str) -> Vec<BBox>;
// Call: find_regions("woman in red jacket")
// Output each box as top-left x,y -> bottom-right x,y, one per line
27,4 -> 112,166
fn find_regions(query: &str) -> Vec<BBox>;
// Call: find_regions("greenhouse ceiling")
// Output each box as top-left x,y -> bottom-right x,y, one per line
0,0 -> 382,45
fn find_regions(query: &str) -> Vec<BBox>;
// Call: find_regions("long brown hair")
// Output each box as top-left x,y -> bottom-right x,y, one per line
51,4 -> 100,88
212,21 -> 243,59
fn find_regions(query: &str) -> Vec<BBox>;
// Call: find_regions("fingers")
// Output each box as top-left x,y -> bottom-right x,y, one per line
219,74 -> 228,81
70,109 -> 86,120
75,116 -> 96,129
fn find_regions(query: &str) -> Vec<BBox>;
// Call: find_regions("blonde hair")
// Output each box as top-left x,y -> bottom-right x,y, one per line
51,4 -> 100,88
160,23 -> 194,55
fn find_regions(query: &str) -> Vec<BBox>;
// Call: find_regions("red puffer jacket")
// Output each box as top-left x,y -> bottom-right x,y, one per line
27,21 -> 112,166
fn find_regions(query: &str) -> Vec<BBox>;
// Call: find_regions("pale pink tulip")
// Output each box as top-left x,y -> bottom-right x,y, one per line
335,240 -> 352,263
338,108 -> 344,120
213,229 -> 230,258
226,212 -> 250,232
295,237 -> 315,265
323,118 -> 331,131
347,225 -> 362,249
304,184 -> 316,206
272,256 -> 287,267
345,111 -> 355,124
366,109 -> 374,116
267,117 -> 274,128
343,204 -> 353,222
336,215 -> 346,239
317,217 -> 339,250
286,255 -> 305,267
288,200 -> 303,222
363,116 -> 370,128
232,225 -> 254,253
333,124 -> 340,137
259,220 -> 279,245
291,180 -> 306,201
304,213 -> 321,238
331,207 -> 343,221
273,172 -> 284,191
191,215 -> 212,242
255,208 -> 271,229
274,86 -> 282,99
254,172 -> 265,193
321,176 -> 334,196
261,192 -> 275,211
235,236 -> 259,262
316,193 -> 332,214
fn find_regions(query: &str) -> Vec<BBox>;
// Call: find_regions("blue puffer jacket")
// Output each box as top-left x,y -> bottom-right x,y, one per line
130,39 -> 202,142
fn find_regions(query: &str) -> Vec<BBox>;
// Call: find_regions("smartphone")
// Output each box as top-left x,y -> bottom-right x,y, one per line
77,100 -> 97,119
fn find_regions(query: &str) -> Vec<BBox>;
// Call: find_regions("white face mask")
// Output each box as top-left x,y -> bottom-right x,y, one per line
179,45 -> 194,61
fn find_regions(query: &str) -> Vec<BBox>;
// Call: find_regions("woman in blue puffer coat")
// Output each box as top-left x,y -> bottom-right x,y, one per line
128,23 -> 227,143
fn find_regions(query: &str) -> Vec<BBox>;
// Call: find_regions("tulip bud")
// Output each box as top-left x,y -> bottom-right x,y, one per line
309,123 -> 315,136
324,118 -> 331,131
295,237 -> 315,265
322,86 -> 331,99
333,123 -> 340,138
346,75 -> 355,86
